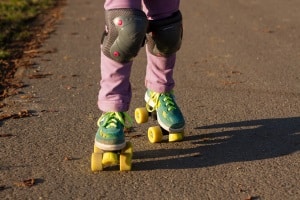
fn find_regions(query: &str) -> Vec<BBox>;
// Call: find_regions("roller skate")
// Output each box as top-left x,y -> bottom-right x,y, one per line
91,112 -> 133,172
135,90 -> 185,143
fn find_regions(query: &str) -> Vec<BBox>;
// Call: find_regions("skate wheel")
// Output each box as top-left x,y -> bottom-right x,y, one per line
102,152 -> 118,167
120,142 -> 133,171
169,132 -> 184,142
94,145 -> 102,153
91,153 -> 103,172
148,126 -> 163,143
135,107 -> 148,124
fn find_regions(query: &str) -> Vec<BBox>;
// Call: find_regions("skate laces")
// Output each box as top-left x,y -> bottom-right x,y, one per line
97,112 -> 133,129
146,91 -> 176,112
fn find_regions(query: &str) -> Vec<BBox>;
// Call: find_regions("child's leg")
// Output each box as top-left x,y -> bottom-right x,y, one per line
98,0 -> 146,112
98,53 -> 132,112
142,0 -> 182,93
142,0 -> 180,20
141,0 -> 185,134
104,0 -> 141,10
96,0 -> 148,151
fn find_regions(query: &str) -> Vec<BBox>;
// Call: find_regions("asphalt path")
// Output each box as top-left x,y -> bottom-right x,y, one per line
1,0 -> 300,199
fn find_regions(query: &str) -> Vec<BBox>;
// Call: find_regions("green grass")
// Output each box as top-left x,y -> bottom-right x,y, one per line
0,0 -> 57,97
0,0 -> 56,59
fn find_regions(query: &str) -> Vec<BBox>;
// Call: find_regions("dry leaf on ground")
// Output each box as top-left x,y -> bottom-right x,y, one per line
14,179 -> 35,187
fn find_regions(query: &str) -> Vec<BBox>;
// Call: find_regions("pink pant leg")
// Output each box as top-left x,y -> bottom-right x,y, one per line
98,0 -> 142,112
98,52 -> 132,112
104,0 -> 141,10
145,48 -> 176,93
142,0 -> 180,20
142,0 -> 180,93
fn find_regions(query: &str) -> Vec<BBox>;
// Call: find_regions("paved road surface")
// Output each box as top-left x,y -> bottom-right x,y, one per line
1,0 -> 299,199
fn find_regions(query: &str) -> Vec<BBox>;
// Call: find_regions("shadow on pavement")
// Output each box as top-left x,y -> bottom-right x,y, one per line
133,117 -> 300,170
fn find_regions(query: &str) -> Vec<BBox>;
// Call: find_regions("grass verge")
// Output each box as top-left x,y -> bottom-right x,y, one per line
0,0 -> 56,59
0,0 -> 60,100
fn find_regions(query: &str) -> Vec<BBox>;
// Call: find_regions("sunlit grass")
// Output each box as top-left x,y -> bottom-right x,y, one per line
0,0 -> 55,59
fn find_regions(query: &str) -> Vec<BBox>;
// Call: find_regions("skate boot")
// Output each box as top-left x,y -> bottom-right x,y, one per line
91,112 -> 133,172
135,90 -> 185,143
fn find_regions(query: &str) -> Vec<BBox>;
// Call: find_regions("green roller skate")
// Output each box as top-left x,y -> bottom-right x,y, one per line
91,112 -> 133,172
135,90 -> 185,143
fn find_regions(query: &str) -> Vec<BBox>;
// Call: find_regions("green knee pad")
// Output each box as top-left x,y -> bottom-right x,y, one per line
102,9 -> 148,63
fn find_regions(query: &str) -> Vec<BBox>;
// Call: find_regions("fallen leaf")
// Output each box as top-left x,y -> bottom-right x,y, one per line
0,113 -> 14,120
41,109 -> 59,113
14,178 -> 35,187
0,185 -> 6,191
0,110 -> 33,120
0,133 -> 14,138
222,81 -> 244,85
64,156 -> 75,161
231,70 -> 242,75
16,110 -> 31,118
124,127 -> 134,133
28,73 -> 53,79
20,94 -> 34,99
130,134 -> 143,139
245,196 -> 261,200
24,49 -> 39,54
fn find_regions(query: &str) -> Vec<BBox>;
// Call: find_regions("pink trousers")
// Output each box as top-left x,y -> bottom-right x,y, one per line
98,0 -> 180,112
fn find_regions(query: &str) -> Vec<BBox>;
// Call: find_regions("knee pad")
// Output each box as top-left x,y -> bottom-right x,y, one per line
146,11 -> 183,57
102,9 -> 148,63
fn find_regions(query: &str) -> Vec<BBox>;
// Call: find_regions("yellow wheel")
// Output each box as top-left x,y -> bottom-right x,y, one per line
102,152 -> 118,167
169,132 -> 184,142
120,142 -> 133,171
91,153 -> 103,172
135,107 -> 148,124
94,145 -> 102,153
148,126 -> 163,143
